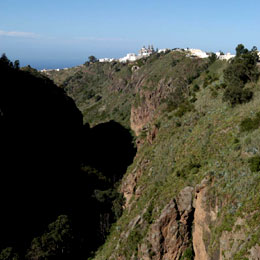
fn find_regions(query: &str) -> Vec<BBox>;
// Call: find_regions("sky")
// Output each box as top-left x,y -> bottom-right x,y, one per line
1,0 -> 260,69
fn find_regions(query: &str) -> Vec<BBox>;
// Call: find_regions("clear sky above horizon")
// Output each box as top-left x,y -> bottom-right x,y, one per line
1,0 -> 260,69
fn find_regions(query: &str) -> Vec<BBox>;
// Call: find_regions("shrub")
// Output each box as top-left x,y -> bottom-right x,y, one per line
174,101 -> 194,117
210,88 -> 218,98
86,89 -> 95,99
248,156 -> 260,172
190,94 -> 197,103
165,87 -> 185,112
192,84 -> 200,92
95,95 -> 102,101
240,113 -> 260,132
209,53 -> 217,64
220,83 -> 227,89
223,86 -> 253,106
143,203 -> 154,224
180,246 -> 194,260
245,137 -> 252,145
126,226 -> 143,256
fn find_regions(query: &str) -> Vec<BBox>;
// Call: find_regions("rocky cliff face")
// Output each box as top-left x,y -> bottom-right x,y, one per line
193,177 -> 214,260
120,171 -> 260,260
130,85 -> 164,136
139,186 -> 194,260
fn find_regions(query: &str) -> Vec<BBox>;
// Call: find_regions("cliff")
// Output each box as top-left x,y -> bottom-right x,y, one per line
46,48 -> 260,259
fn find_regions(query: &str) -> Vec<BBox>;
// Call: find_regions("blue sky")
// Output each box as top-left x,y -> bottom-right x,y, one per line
1,0 -> 260,69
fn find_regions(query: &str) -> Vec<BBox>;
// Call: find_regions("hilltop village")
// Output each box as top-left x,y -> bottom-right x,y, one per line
99,45 -> 239,62
98,45 -> 236,63
40,46 -> 260,72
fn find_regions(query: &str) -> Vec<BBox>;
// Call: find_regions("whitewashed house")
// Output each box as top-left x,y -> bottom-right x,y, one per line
119,53 -> 138,63
138,45 -> 154,57
216,52 -> 235,61
186,48 -> 209,58
158,48 -> 169,53
99,58 -> 115,63
257,51 -> 260,61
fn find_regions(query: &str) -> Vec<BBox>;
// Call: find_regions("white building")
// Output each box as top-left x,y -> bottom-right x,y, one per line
99,58 -> 115,63
119,53 -> 138,63
257,51 -> 260,61
138,45 -> 154,57
97,45 -> 156,64
216,52 -> 235,61
118,45 -> 155,63
158,48 -> 169,53
185,48 -> 235,60
186,48 -> 209,58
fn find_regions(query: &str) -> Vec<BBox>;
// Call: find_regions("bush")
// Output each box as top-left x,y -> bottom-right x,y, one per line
174,101 -> 194,117
95,95 -> 102,101
248,156 -> 260,172
240,118 -> 259,132
125,226 -> 143,256
209,53 -> 217,64
165,87 -> 185,112
210,88 -> 218,98
220,83 -> 227,89
192,84 -> 200,92
143,203 -> 154,224
240,114 -> 260,132
180,246 -> 194,260
223,86 -> 253,106
86,89 -> 95,99
190,94 -> 197,103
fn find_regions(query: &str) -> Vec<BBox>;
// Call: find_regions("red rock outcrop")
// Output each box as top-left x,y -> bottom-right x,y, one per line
139,186 -> 194,260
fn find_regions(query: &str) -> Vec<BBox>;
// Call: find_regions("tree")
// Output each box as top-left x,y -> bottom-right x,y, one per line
0,54 -> 20,70
14,60 -> 20,70
223,44 -> 259,106
88,56 -> 97,63
0,53 -> 10,65
235,44 -> 248,56
26,215 -> 74,260
208,53 -> 217,64
0,248 -> 19,260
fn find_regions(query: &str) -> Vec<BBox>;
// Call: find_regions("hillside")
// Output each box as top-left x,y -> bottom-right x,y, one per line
44,46 -> 260,260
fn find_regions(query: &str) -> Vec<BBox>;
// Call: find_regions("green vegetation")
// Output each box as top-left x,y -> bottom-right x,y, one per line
26,215 -> 74,260
0,248 -> 19,260
47,50 -> 208,129
240,112 -> 260,132
248,156 -> 260,172
2,43 -> 260,259
88,55 -> 97,63
180,246 -> 194,260
223,44 -> 259,106
83,45 -> 260,260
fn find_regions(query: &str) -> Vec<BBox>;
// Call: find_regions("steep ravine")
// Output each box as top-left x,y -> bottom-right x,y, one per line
0,58 -> 138,259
